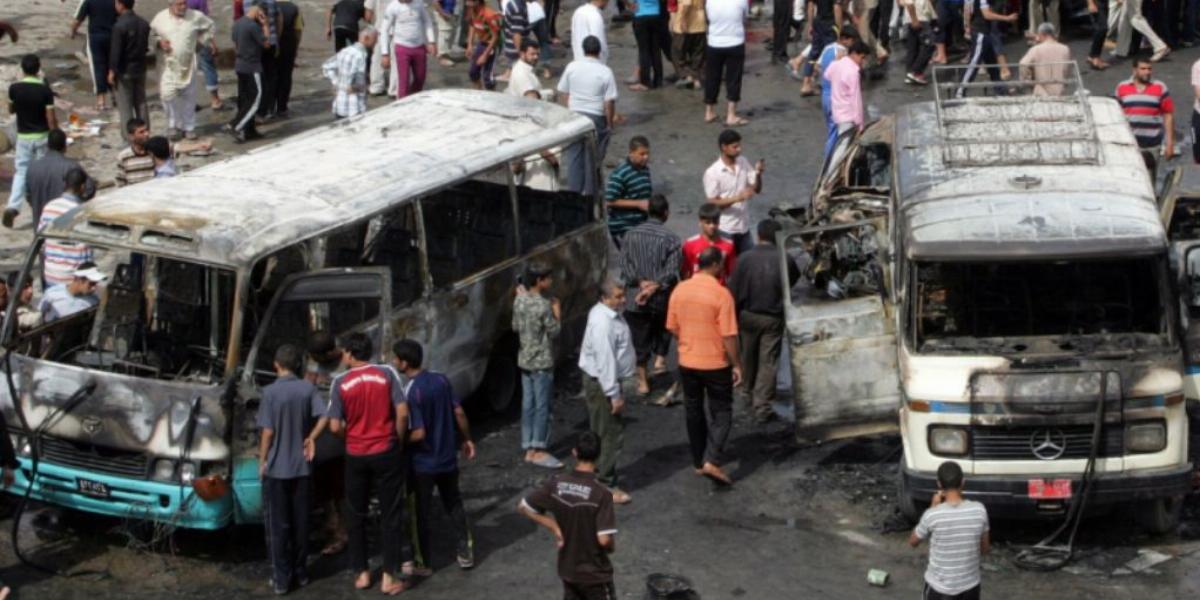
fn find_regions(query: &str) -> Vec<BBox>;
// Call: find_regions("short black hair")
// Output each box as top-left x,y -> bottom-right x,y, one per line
718,128 -> 741,147
64,167 -> 89,192
20,54 -> 39,76
47,129 -> 67,152
307,330 -> 339,361
582,35 -> 601,57
848,41 -> 871,57
648,193 -> 669,220
575,431 -> 602,462
525,261 -> 553,286
936,461 -> 964,491
520,38 -> 539,52
756,219 -> 781,244
126,117 -> 147,135
838,26 -> 860,41
145,136 -> 171,160
342,332 -> 374,362
1133,57 -> 1153,69
629,135 -> 649,152
392,339 -> 424,369
274,344 -> 304,374
698,202 -> 721,222
697,246 -> 724,270
117,0 -> 136,9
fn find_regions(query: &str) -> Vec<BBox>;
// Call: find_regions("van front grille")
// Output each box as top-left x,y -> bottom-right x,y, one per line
971,425 -> 1123,461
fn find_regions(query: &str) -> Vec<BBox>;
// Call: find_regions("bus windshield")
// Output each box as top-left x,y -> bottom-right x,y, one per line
10,240 -> 237,384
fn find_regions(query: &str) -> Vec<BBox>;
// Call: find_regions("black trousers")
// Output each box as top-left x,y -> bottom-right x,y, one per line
1088,0 -> 1109,58
633,15 -> 671,87
1193,110 -> 1200,163
956,30 -> 1003,98
872,0 -> 894,49
905,23 -> 935,76
345,445 -> 408,575
412,470 -> 472,566
564,581 -> 618,600
703,44 -> 745,105
679,366 -> 734,468
545,0 -> 562,38
935,0 -> 964,46
263,476 -> 311,588
88,34 -> 112,94
335,27 -> 358,51
232,71 -> 262,135
772,0 -> 793,60
625,308 -> 669,365
924,583 -> 981,600
276,41 -> 299,114
258,46 -> 279,118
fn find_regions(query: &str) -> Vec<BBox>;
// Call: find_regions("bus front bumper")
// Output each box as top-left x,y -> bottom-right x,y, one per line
902,464 -> 1194,516
5,458 -> 234,530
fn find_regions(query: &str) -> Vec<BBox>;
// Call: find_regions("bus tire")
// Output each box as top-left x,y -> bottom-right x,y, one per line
1135,495 -> 1184,535
896,454 -> 922,524
480,337 -> 520,414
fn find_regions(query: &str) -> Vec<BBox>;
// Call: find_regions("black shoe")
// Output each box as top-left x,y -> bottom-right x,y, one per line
1,209 -> 16,229
456,540 -> 475,569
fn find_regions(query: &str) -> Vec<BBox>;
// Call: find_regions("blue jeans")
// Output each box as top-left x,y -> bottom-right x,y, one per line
7,137 -> 48,212
198,45 -> 219,92
520,369 -> 554,450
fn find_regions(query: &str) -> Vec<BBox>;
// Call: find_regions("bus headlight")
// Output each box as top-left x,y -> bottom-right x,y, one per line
928,426 -> 969,456
1126,421 -> 1166,454
179,462 -> 197,484
152,459 -> 176,481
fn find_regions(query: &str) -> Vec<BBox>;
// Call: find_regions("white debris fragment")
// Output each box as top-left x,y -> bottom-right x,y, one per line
1116,549 -> 1173,575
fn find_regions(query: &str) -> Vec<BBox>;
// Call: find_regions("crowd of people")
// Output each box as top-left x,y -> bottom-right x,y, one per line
7,0 -> 1200,597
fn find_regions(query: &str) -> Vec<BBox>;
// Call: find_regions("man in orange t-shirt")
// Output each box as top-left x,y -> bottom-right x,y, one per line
666,246 -> 742,486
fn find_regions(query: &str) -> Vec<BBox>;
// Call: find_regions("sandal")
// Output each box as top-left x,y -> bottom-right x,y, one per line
322,538 -> 347,555
725,117 -> 749,126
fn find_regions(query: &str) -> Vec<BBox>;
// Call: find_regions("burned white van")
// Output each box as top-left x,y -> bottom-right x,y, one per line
0,90 -> 609,528
780,69 -> 1192,532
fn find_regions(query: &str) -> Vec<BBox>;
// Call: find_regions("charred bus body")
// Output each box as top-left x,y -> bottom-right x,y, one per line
780,72 -> 1192,532
0,91 -> 609,528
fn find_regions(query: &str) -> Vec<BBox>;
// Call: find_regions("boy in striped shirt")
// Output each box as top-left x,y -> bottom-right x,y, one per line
38,168 -> 94,288
909,461 -> 990,600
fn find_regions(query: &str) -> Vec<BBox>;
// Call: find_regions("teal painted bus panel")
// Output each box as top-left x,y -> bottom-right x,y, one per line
232,457 -> 264,524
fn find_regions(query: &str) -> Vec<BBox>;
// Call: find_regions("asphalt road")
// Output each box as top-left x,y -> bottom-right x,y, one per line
2,2 -> 1200,598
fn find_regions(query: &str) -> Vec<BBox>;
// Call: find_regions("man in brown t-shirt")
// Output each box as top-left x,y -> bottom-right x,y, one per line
518,431 -> 618,600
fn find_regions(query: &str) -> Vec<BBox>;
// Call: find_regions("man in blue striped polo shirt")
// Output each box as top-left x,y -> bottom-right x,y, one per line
909,461 -> 990,600
604,136 -> 652,247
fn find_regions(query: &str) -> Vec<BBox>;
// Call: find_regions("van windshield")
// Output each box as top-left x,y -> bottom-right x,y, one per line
9,241 -> 236,384
913,258 -> 1171,354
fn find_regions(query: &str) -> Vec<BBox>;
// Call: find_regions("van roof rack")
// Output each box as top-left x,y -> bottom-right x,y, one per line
929,61 -> 1100,168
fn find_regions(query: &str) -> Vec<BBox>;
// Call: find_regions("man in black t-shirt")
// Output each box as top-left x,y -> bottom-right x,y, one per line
274,1 -> 303,117
519,432 -> 618,600
230,6 -> 272,142
327,0 -> 366,51
71,0 -> 119,110
6,54 -> 57,229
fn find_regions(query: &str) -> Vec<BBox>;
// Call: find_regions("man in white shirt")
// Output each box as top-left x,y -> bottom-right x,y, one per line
557,35 -> 617,196
379,0 -> 436,99
322,27 -> 378,117
577,279 -> 635,504
571,0 -> 609,62
702,128 -> 763,254
703,0 -> 749,126
365,0 -> 399,95
506,39 -> 542,97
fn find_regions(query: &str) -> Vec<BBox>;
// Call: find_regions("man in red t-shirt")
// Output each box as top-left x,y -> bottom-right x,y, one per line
317,332 -> 424,595
681,202 -> 736,283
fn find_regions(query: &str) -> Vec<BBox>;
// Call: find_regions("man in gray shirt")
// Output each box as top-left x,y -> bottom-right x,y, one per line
24,129 -> 94,224
230,5 -> 271,142
577,279 -> 635,505
908,461 -> 990,600
257,344 -> 323,595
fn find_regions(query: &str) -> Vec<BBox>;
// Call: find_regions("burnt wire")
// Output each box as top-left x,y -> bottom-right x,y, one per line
1012,375 -> 1107,572
3,348 -> 110,579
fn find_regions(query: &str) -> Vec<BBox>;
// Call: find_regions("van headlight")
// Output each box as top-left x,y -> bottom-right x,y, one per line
179,462 -> 197,484
153,459 -> 177,481
928,426 -> 969,456
1126,421 -> 1166,454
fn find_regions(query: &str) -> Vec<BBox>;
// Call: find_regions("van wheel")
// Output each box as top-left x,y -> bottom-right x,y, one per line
479,337 -> 520,414
896,454 -> 922,524
1135,495 -> 1184,535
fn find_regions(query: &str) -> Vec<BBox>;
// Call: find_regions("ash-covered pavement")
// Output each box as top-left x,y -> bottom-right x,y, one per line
3,0 -> 1200,597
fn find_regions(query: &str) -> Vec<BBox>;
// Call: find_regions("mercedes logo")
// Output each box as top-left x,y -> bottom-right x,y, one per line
1029,428 -> 1067,460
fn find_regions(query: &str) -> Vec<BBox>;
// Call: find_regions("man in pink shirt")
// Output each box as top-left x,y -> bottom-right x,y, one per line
822,41 -> 869,156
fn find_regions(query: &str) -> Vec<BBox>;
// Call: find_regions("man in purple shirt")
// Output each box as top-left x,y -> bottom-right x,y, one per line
187,0 -> 225,109
822,41 -> 869,158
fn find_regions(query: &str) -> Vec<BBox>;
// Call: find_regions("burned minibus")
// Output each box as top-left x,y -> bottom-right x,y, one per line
0,90 -> 609,528
780,70 -> 1192,532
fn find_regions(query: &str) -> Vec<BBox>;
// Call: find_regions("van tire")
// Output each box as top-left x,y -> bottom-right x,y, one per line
1135,495 -> 1184,535
479,336 -> 520,414
896,455 -> 922,524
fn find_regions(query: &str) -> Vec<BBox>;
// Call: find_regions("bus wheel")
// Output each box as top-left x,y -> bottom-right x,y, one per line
480,338 -> 520,414
1135,495 -> 1184,535
896,454 -> 922,524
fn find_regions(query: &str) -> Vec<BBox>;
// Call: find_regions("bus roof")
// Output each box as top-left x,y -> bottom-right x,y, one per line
894,96 -> 1165,260
42,90 -> 594,266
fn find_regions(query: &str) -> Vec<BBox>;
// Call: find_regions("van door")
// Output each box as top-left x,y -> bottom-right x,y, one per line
232,267 -> 392,523
1179,245 -> 1200,400
782,220 -> 900,442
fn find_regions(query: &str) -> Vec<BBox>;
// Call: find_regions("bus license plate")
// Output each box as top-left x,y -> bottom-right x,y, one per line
1027,479 -> 1071,500
76,478 -> 110,498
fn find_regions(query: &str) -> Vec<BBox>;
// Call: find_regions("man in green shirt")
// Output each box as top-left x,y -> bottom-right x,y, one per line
603,136 -> 652,247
